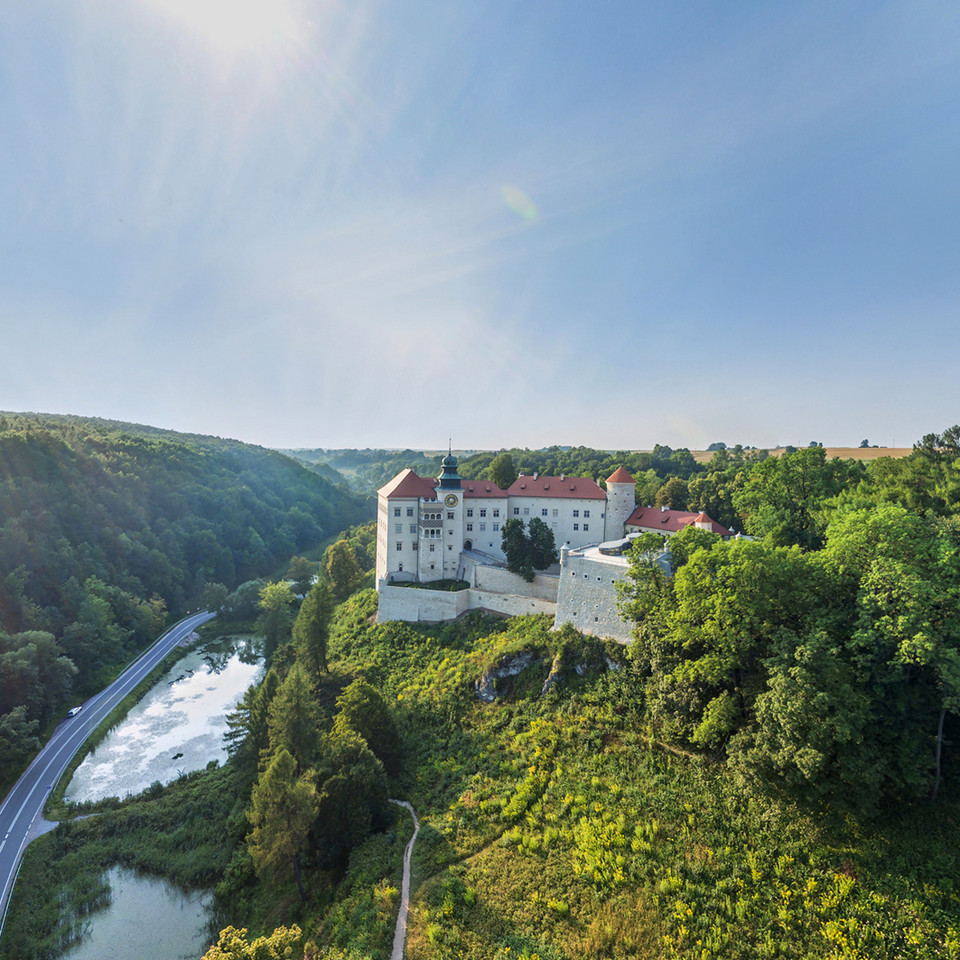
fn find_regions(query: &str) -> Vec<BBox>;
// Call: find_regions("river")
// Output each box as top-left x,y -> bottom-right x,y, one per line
58,634 -> 262,959
67,636 -> 262,803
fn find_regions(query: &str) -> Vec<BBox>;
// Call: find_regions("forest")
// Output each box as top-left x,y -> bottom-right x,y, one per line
0,413 -> 371,783
4,424 -> 960,960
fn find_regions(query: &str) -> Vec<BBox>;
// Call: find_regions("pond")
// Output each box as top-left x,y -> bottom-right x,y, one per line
60,867 -> 213,960
66,635 -> 262,803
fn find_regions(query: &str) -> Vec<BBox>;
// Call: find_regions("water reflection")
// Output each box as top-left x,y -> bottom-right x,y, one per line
67,636 -> 262,803
60,867 -> 212,960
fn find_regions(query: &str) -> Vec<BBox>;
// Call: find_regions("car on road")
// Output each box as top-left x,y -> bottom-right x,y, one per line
67,706 -> 82,717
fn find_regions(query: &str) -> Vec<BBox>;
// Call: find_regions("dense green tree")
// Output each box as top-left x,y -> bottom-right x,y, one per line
292,578 -> 334,679
0,631 -> 77,723
823,504 -> 960,802
500,517 -> 558,582
488,452 -> 518,489
285,556 -> 316,598
527,517 -> 558,571
333,679 -> 402,777
323,539 -> 363,601
202,925 -> 302,960
201,581 -> 229,614
222,580 -> 266,622
654,477 -> 689,511
686,469 -> 746,532
267,663 -> 322,772
733,446 -> 862,549
664,525 -> 720,572
0,705 -> 41,772
256,581 -> 295,660
312,728 -> 390,870
225,668 -> 280,780
501,519 -> 534,581
247,748 -> 317,901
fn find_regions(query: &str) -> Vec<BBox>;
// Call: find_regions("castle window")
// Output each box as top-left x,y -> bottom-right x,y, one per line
552,509 -> 558,517
396,542 -> 402,551
523,507 -> 530,515
480,508 -> 487,517
466,523 -> 473,532
407,507 -> 414,517
573,523 -> 579,531
466,508 -> 473,517
447,512 -> 454,519
493,522 -> 500,531
493,509 -> 500,517
412,543 -> 417,551
409,525 -> 416,534
573,510 -> 579,517
398,563 -> 403,572
429,544 -> 435,552
394,508 -> 401,517
584,510 -> 590,518
430,563 -> 435,570
513,507 -> 520,515
583,524 -> 589,532
541,508 -> 548,516
479,523 -> 486,531
395,524 -> 402,534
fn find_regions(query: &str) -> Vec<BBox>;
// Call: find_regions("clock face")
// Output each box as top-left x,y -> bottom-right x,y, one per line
444,494 -> 459,507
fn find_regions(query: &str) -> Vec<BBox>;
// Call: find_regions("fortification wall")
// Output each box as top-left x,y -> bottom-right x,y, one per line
376,584 -> 470,622
377,582 -> 556,624
554,551 -> 633,643
467,590 -> 557,617
461,558 -> 559,602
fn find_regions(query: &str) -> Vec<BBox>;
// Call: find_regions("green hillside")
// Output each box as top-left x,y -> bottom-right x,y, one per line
0,412 -> 371,777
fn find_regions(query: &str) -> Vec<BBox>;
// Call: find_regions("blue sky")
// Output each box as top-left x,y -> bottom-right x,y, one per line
1,1 -> 958,451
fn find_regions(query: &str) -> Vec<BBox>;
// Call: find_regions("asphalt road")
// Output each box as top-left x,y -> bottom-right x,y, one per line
0,610 -> 216,940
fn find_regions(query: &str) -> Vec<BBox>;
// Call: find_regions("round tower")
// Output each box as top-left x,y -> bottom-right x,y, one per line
603,466 -> 636,541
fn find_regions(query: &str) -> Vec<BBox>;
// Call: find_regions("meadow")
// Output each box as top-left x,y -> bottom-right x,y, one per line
302,590 -> 960,960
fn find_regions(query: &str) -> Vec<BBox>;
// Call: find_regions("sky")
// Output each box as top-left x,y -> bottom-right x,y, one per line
1,1 -> 959,452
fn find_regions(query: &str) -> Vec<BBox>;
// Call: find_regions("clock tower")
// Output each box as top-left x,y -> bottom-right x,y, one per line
437,448 -> 464,579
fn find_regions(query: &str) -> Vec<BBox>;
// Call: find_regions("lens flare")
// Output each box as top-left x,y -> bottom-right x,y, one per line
500,185 -> 539,222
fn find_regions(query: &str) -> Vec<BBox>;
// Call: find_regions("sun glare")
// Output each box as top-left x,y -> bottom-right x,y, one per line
141,0 -> 302,58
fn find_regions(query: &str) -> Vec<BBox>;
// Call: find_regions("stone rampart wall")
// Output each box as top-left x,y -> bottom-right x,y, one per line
377,583 -> 557,624
554,552 -> 633,643
461,558 -> 560,601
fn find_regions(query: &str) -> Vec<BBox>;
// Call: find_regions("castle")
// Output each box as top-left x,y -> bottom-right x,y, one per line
375,454 -> 730,642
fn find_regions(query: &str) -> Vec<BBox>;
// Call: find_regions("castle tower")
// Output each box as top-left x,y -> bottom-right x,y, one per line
603,466 -> 636,541
436,449 -> 464,579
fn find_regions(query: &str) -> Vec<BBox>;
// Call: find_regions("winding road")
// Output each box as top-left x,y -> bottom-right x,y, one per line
0,610 -> 215,942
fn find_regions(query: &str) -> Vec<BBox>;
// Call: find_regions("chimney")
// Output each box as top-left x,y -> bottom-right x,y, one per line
533,472 -> 538,480
560,473 -> 564,481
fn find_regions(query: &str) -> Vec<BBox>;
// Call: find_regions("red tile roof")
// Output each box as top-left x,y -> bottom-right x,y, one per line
506,475 -> 606,500
378,468 -> 438,500
462,481 -> 507,498
625,506 -> 731,537
606,466 -> 636,485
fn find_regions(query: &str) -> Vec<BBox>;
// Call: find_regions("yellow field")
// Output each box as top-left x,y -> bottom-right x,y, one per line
690,446 -> 912,463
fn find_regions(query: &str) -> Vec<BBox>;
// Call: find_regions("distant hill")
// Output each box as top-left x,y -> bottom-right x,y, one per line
0,412 -> 370,681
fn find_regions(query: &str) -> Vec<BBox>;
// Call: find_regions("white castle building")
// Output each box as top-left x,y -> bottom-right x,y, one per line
375,454 -> 730,642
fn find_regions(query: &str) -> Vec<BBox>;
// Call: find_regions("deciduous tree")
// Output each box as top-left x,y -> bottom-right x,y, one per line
256,581 -> 295,660
323,540 -> 362,601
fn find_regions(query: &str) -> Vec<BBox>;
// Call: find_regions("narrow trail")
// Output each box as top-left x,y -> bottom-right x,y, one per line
388,799 -> 420,960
